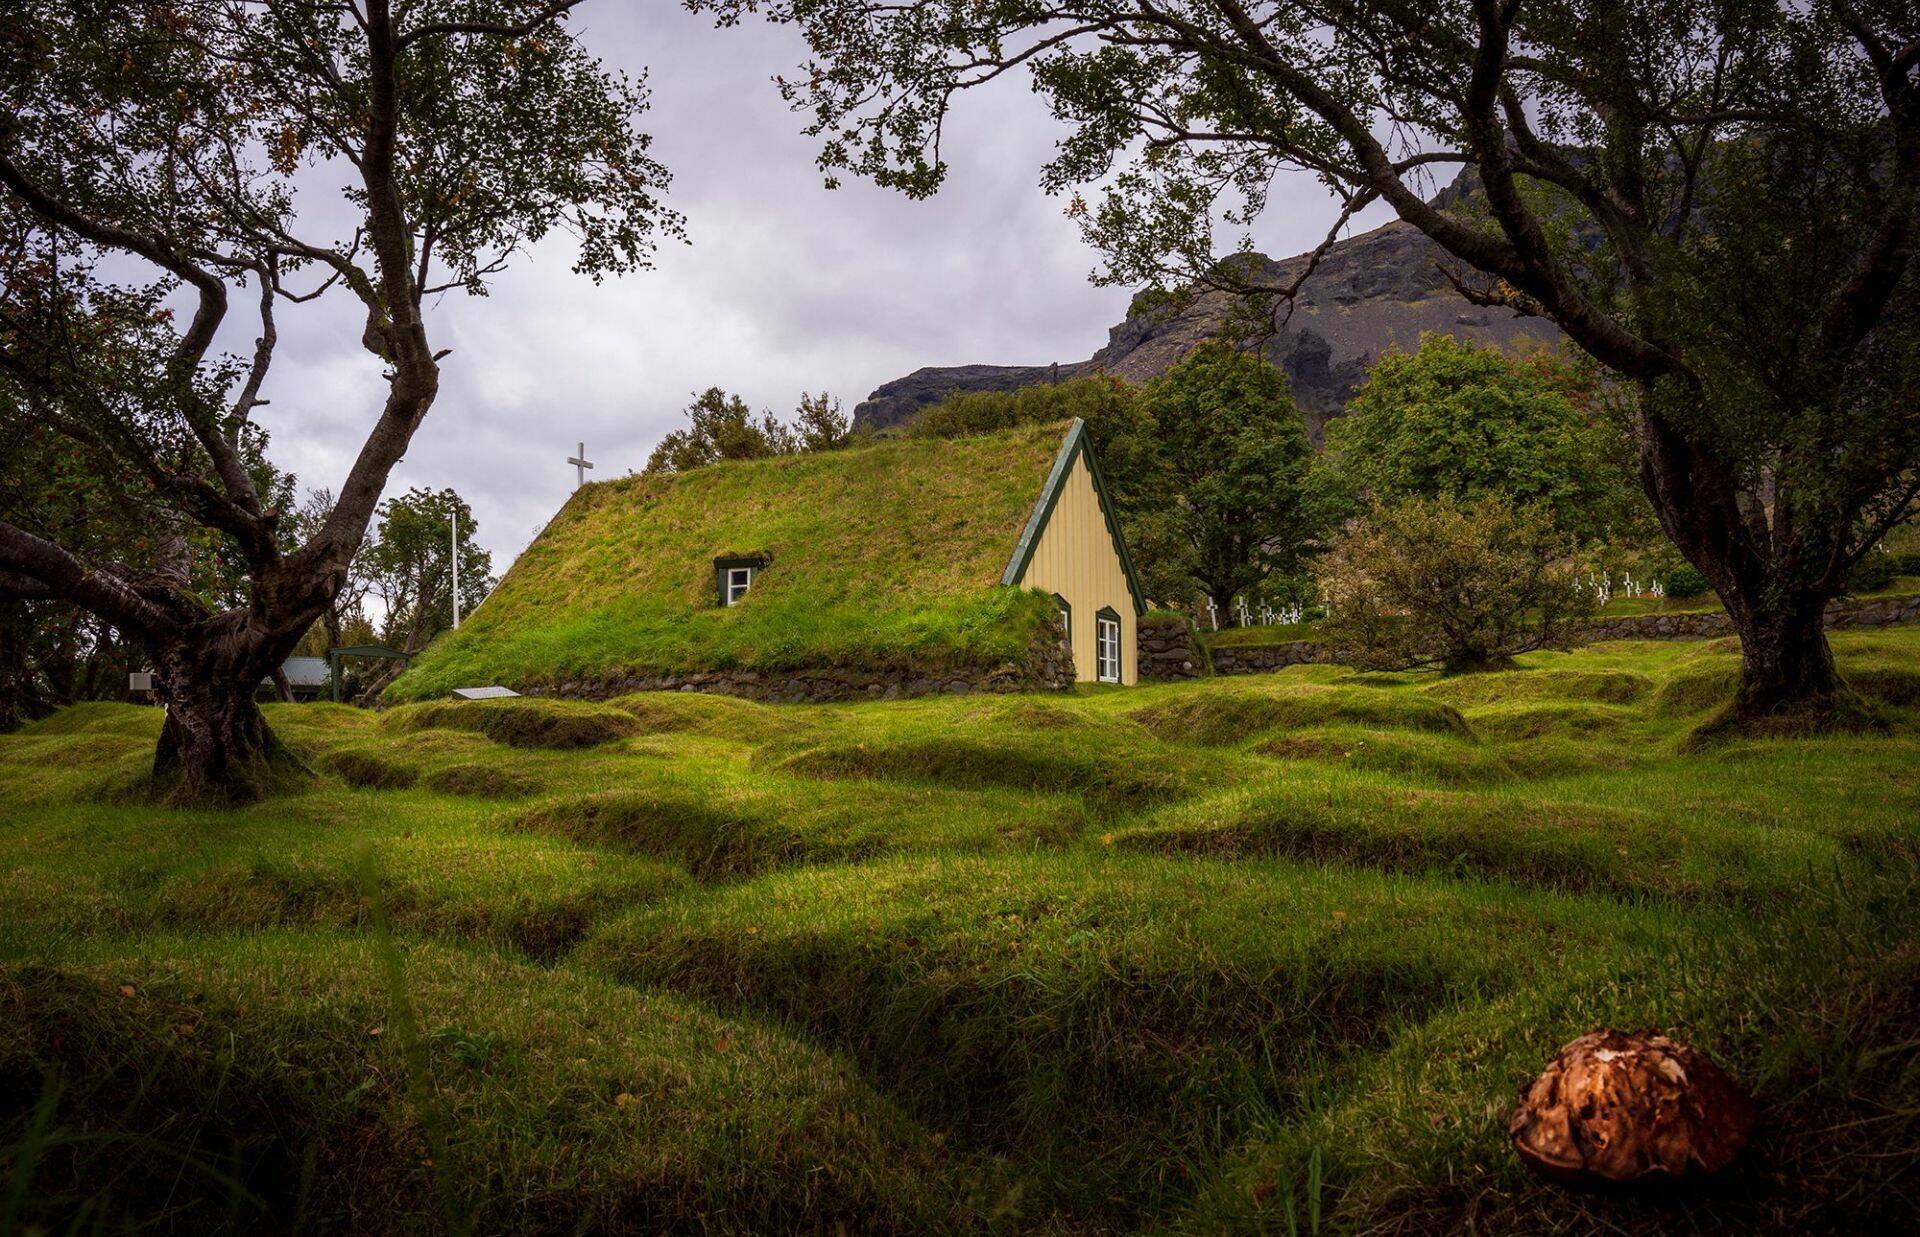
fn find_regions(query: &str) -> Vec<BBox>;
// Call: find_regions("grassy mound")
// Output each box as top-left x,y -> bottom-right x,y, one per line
1129,685 -> 1470,746
419,762 -> 541,799
1468,700 -> 1634,742
1115,766 -> 1843,903
0,801 -> 688,960
382,698 -> 641,749
1,934 -> 980,1234
327,749 -> 419,790
1655,663 -> 1742,716
386,424 -> 1079,700
8,629 -> 1920,1232
1418,667 -> 1654,706
1255,726 -> 1537,786
513,789 -> 860,881
580,852 -> 1677,1222
610,690 -> 813,743
774,733 -> 1209,814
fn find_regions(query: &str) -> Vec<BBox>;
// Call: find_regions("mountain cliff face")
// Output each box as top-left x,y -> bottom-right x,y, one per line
854,199 -> 1563,441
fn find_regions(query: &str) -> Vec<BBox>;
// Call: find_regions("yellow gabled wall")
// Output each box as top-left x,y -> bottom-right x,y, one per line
1015,451 -> 1138,684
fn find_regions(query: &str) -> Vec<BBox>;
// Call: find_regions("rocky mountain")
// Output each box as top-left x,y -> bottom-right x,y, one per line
854,191 -> 1563,442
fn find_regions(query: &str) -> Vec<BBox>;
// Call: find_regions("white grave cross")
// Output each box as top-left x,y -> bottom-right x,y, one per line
567,442 -> 595,489
1205,598 -> 1219,631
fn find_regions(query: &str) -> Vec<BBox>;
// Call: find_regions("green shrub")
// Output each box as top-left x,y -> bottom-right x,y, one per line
1664,563 -> 1713,598
1844,553 -> 1899,595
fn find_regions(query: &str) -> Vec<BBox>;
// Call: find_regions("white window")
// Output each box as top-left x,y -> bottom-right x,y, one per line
726,566 -> 753,605
1096,613 -> 1121,683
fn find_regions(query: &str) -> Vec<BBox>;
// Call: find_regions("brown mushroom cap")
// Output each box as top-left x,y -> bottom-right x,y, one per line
1510,1029 -> 1756,1186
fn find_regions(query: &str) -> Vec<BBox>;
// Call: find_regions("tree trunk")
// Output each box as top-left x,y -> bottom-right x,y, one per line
149,634 -> 303,804
1632,402 -> 1868,734
1719,593 -> 1859,730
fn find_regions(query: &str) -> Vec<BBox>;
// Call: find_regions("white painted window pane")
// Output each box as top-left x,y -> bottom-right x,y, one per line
1097,617 -> 1120,682
727,567 -> 752,604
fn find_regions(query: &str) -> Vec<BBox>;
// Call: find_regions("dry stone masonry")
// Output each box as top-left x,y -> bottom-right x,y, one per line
523,629 -> 1077,704
1136,614 -> 1211,681
1201,593 -> 1920,678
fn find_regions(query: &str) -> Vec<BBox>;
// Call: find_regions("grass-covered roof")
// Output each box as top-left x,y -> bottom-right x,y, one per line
390,423 -> 1072,699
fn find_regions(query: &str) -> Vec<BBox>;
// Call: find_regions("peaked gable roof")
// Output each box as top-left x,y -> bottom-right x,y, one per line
1001,419 -> 1149,615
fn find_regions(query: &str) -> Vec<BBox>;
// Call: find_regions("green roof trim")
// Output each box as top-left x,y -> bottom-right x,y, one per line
1000,419 -> 1148,616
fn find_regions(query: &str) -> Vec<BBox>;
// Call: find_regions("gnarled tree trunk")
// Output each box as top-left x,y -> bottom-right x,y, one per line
1719,591 -> 1854,729
148,626 -> 303,805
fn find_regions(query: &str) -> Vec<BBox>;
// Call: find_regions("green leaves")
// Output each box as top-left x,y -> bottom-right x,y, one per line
1326,334 -> 1646,547
1134,342 -> 1329,609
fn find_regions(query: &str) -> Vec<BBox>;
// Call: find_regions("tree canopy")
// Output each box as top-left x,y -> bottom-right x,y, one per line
1327,335 -> 1643,545
1133,343 -> 1331,613
645,388 -> 855,474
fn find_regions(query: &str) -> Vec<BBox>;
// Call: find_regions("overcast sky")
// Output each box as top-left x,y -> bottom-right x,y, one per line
245,5 -> 1389,576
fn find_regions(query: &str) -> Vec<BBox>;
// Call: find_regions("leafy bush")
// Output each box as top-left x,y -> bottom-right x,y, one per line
1318,496 -> 1593,672
1844,553 -> 1899,595
1325,334 -> 1647,545
1665,562 -> 1713,598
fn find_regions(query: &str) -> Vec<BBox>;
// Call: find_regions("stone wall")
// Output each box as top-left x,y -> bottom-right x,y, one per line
1137,614 -> 1211,681
1566,593 -> 1920,644
523,629 -> 1077,704
1206,594 -> 1920,677
1209,639 -> 1338,676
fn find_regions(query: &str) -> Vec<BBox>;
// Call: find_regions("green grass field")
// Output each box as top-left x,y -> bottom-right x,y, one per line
4,631 -> 1919,1232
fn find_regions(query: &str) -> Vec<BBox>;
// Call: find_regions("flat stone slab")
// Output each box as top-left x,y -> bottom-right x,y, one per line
451,686 -> 521,700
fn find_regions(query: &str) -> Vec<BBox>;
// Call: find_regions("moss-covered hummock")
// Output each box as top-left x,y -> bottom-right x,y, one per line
389,425 -> 1077,701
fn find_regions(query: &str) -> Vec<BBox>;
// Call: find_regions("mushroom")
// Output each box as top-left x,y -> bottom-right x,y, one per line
1510,1028 -> 1755,1186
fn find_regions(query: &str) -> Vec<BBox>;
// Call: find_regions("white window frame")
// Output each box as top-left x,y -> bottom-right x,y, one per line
725,565 -> 753,606
1096,613 -> 1121,683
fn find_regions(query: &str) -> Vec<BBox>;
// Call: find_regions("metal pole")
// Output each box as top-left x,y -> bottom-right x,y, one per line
451,510 -> 461,629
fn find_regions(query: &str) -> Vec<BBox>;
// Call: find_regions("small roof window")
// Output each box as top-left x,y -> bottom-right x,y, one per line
714,553 -> 770,607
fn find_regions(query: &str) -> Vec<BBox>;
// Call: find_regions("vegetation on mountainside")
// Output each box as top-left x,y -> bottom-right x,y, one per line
389,425 -> 1076,700
6,630 -> 1919,1232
